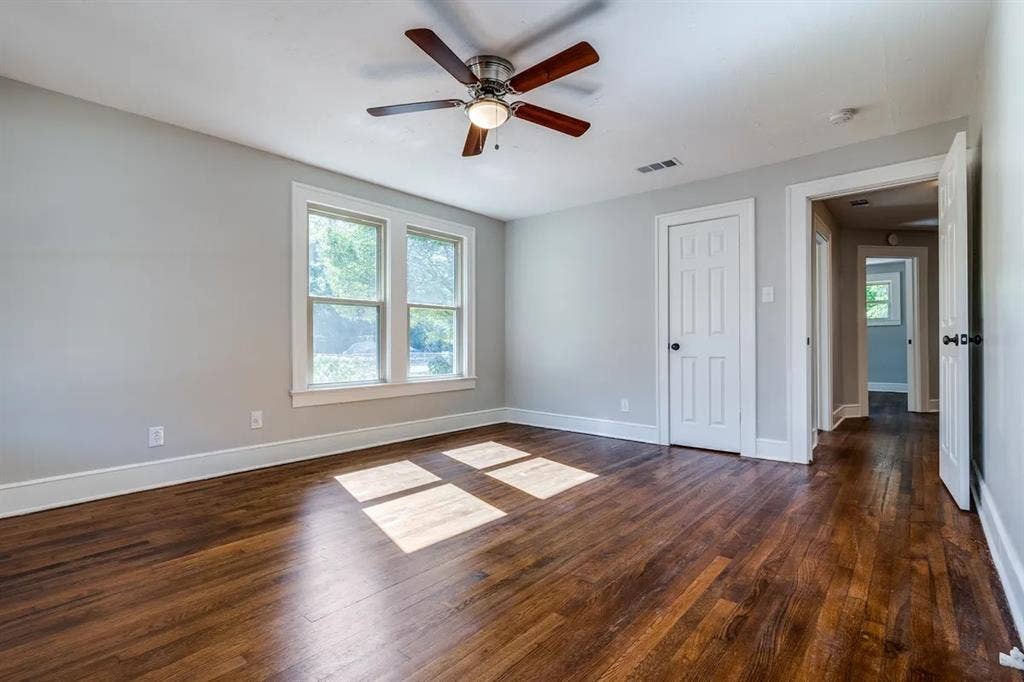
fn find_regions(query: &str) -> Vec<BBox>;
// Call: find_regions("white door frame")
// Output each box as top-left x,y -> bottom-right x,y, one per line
786,154 -> 945,464
813,227 -> 832,432
858,246 -> 929,414
656,198 -> 756,457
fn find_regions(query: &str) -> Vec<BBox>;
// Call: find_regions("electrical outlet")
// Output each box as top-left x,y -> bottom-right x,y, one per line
620,398 -> 630,413
148,426 -> 164,448
761,286 -> 775,303
250,410 -> 263,429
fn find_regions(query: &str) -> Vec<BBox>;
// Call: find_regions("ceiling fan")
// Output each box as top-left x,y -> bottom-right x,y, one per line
367,29 -> 599,156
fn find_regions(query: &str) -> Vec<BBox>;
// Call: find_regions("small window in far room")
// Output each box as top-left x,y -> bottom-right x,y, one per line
407,230 -> 461,378
866,272 -> 901,326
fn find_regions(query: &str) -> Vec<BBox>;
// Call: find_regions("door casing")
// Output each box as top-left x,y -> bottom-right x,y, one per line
787,154 -> 946,464
857,247 -> 930,415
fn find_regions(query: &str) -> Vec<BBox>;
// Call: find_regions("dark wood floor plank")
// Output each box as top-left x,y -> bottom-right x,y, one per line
0,393 -> 1019,680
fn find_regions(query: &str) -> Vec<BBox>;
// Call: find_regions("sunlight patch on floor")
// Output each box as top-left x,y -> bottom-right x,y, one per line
486,457 -> 597,499
335,460 -> 441,502
442,441 -> 533,469
362,484 -> 506,553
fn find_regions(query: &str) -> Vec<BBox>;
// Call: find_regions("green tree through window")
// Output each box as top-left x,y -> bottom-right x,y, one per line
866,282 -> 890,320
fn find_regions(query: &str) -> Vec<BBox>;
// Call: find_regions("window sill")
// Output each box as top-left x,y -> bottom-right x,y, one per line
291,376 -> 477,407
867,319 -> 902,327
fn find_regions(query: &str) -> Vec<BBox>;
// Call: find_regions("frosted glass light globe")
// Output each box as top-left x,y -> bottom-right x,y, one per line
467,99 -> 510,129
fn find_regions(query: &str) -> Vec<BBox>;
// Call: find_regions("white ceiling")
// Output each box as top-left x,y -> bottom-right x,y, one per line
0,1 -> 989,221
823,180 -> 939,232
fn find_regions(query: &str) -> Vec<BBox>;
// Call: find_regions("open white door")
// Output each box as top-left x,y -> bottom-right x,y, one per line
938,132 -> 971,510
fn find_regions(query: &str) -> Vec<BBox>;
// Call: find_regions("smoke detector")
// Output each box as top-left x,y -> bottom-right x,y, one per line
829,108 -> 857,126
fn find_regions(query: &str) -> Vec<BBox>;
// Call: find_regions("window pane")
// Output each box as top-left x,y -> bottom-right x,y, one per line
312,303 -> 379,384
407,232 -> 456,306
408,307 -> 456,377
309,211 -> 379,300
865,283 -> 889,303
866,302 -> 890,319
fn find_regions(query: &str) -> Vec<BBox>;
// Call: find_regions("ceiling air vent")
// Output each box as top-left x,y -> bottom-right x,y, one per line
849,198 -> 870,207
637,157 -> 681,174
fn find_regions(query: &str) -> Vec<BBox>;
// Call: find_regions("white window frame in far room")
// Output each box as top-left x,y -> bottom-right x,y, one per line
290,182 -> 476,407
865,271 -> 902,327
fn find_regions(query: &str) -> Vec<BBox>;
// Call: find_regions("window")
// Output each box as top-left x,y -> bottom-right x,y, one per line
291,183 -> 475,406
866,272 -> 901,326
308,208 -> 383,385
407,230 -> 459,378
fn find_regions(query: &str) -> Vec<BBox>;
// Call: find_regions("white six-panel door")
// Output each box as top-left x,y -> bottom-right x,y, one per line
668,216 -> 741,452
938,131 -> 971,510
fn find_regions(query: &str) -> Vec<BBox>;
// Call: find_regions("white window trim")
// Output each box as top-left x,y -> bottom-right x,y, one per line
866,271 -> 902,326
290,182 -> 476,407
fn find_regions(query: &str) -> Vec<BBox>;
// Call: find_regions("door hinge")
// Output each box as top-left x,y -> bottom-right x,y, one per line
807,337 -> 811,346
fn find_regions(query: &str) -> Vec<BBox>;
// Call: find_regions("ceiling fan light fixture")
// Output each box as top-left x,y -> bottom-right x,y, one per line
466,98 -> 510,130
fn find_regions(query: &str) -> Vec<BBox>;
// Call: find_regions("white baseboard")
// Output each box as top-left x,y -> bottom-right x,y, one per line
832,403 -> 861,428
504,408 -> 659,444
0,405 -> 806,518
868,382 -> 908,393
927,398 -> 940,412
0,408 -> 507,519
972,461 -> 1024,644
752,438 -> 791,463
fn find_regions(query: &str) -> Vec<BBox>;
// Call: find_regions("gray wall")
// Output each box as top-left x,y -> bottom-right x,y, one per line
866,261 -> 908,385
0,78 -> 506,483
506,118 -> 967,441
971,0 -> 1024,636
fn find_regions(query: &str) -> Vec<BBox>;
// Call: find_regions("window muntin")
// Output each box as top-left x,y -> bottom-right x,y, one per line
307,208 -> 384,385
407,230 -> 460,378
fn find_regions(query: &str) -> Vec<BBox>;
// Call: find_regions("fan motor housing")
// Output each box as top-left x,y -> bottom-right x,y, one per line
466,55 -> 514,94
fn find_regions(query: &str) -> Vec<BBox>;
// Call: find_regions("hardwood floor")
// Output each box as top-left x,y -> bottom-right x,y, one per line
0,393 -> 1018,680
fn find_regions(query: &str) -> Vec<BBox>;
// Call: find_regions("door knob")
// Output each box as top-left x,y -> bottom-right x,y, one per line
670,342 -> 680,351
968,334 -> 983,345
942,334 -> 959,346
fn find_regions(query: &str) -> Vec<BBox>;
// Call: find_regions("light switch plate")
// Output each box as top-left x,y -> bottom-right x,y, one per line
250,410 -> 263,429
761,286 -> 775,303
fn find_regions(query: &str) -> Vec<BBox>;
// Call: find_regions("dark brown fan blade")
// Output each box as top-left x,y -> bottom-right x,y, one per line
506,41 -> 598,93
462,124 -> 488,157
405,28 -> 479,86
367,99 -> 463,117
512,102 -> 590,137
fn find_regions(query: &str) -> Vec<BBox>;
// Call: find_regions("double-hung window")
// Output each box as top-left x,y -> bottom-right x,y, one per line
866,272 -> 901,326
291,183 -> 475,407
307,208 -> 384,385
407,229 -> 460,378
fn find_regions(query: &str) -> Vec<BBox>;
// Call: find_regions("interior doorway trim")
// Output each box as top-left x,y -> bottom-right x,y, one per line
786,153 -> 945,464
655,198 -> 756,457
813,225 -> 832,434
858,246 -> 930,415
